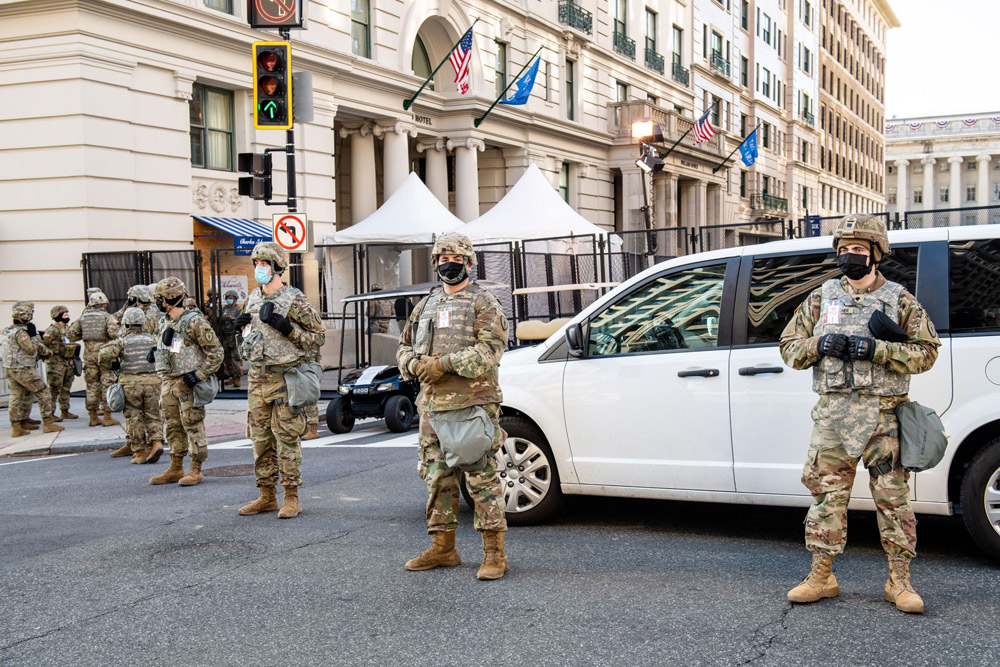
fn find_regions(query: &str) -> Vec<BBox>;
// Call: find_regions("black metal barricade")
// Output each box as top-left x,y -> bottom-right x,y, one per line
695,221 -> 786,253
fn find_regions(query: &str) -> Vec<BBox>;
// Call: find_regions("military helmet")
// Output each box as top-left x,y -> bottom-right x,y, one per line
12,301 -> 34,322
121,307 -> 146,328
51,305 -> 68,319
183,297 -> 197,310
224,290 -> 238,300
431,232 -> 477,266
154,276 -> 187,300
86,287 -> 102,297
88,292 -> 108,307
832,215 -> 890,259
251,241 -> 288,273
127,284 -> 154,304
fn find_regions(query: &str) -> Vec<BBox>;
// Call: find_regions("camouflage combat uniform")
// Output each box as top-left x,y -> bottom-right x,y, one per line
780,272 -> 940,558
303,347 -> 321,434
42,306 -> 78,417
66,298 -> 119,415
220,293 -> 244,383
3,302 -> 61,435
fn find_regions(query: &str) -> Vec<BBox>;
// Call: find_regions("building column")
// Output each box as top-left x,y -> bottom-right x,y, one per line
448,138 -> 485,222
339,123 -> 377,223
922,157 -> 936,213
894,159 -> 909,217
706,183 -> 723,225
694,180 -> 708,228
977,153 -> 991,209
653,173 -> 667,228
416,139 -> 449,206
375,121 -> 417,199
949,156 -> 963,225
663,173 -> 678,229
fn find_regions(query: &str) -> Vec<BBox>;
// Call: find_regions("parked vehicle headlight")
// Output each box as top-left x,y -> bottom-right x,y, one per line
376,382 -> 395,392
339,386 -> 350,395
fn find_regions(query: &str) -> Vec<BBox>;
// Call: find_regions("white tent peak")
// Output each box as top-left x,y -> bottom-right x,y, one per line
328,171 -> 462,244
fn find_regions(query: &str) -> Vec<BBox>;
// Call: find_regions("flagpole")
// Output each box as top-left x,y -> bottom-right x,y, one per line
712,122 -> 761,173
658,97 -> 719,162
403,18 -> 480,111
474,47 -> 543,127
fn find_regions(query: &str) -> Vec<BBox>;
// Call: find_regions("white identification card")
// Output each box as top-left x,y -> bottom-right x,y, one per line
170,339 -> 183,353
437,307 -> 452,328
242,324 -> 252,338
824,303 -> 842,325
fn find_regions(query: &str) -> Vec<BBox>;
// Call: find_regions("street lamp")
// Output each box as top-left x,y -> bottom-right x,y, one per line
630,120 -> 665,252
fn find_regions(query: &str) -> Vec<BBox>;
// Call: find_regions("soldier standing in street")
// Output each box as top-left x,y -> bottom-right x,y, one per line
397,232 -> 511,581
780,215 -> 941,614
67,292 -> 121,428
220,290 -> 244,389
236,242 -> 325,519
148,277 -> 223,487
42,305 -> 79,421
99,308 -> 164,465
114,284 -> 161,335
4,302 -> 64,437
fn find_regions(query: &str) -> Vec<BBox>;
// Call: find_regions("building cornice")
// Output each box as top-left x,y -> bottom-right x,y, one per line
872,0 -> 902,29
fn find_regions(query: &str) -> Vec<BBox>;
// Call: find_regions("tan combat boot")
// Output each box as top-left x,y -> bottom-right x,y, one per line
238,487 -> 279,515
52,414 -> 63,423
178,458 -> 203,486
131,449 -> 147,464
42,418 -> 64,433
302,423 -> 318,441
25,417 -> 41,426
61,409 -> 79,420
885,556 -> 924,614
22,419 -> 39,431
88,410 -> 101,427
146,441 -> 164,464
110,443 -> 132,458
477,530 -> 510,580
405,531 -> 461,571
11,421 -> 30,437
150,455 -> 186,485
787,553 -> 840,603
101,410 -> 120,427
277,486 -> 301,518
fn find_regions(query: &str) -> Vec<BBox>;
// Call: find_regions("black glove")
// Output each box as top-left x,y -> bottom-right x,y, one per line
848,335 -> 876,361
146,348 -> 156,364
235,313 -> 252,330
111,360 -> 121,372
162,327 -> 175,347
26,322 -> 37,337
264,312 -> 294,336
817,333 -> 850,360
868,310 -> 909,343
182,372 -> 200,387
74,343 -> 81,358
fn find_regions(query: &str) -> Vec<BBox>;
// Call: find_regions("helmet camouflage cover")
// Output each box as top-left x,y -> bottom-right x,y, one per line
183,297 -> 197,309
431,232 -> 477,266
86,287 -> 102,297
251,241 -> 288,273
154,277 -> 187,300
12,301 -> 34,321
127,284 -> 154,304
50,305 -> 68,319
121,307 -> 147,328
832,214 -> 890,259
88,292 -> 108,307
224,290 -> 238,299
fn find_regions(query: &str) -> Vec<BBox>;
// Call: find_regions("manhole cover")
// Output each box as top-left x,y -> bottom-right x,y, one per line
152,541 -> 266,563
203,464 -> 255,477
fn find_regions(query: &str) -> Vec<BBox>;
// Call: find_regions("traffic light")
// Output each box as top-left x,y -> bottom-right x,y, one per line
252,41 -> 292,130
238,152 -> 272,200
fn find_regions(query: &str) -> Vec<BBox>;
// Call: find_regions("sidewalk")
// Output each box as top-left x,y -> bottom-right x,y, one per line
0,396 -> 251,458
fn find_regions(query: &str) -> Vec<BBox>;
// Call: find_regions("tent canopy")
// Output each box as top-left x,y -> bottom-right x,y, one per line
327,171 -> 463,245
459,164 -> 612,245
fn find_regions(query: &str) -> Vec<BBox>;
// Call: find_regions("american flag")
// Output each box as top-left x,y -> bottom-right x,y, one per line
693,109 -> 715,144
448,28 -> 474,95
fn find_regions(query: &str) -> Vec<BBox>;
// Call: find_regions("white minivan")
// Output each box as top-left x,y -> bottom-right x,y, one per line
492,225 -> 1000,561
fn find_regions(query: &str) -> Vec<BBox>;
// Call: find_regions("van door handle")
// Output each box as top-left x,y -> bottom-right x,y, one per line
677,368 -> 720,378
738,366 -> 785,376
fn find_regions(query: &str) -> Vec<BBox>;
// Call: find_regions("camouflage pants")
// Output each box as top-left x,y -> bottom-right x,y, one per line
222,339 -> 242,380
123,380 -> 162,454
247,369 -> 304,488
802,404 -> 917,559
160,376 -> 207,461
417,403 -> 507,533
82,351 -> 110,412
305,401 -> 318,426
45,359 -> 75,412
6,367 -> 53,422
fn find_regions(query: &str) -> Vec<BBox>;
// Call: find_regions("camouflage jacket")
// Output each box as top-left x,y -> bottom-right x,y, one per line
42,322 -> 76,361
157,309 -> 224,381
397,283 -> 508,412
3,324 -> 52,369
67,308 -> 118,349
242,285 -> 325,371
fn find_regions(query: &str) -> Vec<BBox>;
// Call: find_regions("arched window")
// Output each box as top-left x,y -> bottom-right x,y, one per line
412,36 -> 433,90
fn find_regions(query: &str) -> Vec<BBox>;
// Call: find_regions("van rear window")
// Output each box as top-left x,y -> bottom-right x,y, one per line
949,239 -> 1000,334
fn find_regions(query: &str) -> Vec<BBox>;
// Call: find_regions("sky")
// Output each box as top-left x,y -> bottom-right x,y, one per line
884,0 -> 1000,119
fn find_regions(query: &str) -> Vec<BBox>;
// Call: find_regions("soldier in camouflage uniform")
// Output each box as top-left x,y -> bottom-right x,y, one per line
4,302 -> 64,437
66,292 -> 121,427
236,242 -> 325,519
397,232 -> 511,581
42,305 -> 79,421
148,277 -> 223,487
113,284 -> 161,336
779,215 -> 940,614
220,290 -> 244,388
99,308 -> 164,465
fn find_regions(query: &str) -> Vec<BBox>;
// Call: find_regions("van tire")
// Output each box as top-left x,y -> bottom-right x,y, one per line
960,438 -> 1000,561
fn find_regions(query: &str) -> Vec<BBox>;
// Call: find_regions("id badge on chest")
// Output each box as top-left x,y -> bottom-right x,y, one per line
437,305 -> 453,329
823,300 -> 842,325
170,339 -> 183,354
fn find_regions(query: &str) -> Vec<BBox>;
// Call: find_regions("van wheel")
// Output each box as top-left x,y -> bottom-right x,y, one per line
326,396 -> 355,434
960,438 -> 1000,561
384,395 -> 415,433
460,416 -> 562,526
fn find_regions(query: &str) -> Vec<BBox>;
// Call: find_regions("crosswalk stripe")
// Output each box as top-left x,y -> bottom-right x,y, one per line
207,427 -> 417,450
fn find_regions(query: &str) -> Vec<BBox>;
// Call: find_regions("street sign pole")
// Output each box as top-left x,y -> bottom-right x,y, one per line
280,27 -> 297,213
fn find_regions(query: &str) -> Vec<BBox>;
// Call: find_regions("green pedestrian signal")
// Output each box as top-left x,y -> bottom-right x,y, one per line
252,40 -> 292,130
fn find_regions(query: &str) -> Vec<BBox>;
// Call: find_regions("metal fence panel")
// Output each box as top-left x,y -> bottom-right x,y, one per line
903,205 -> 1000,229
82,252 -> 146,313
696,221 -> 786,253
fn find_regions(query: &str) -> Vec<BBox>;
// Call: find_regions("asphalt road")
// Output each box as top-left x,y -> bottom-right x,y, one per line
1,425 -> 998,666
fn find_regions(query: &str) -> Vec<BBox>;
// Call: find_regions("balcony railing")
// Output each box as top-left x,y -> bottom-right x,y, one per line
801,110 -> 815,126
558,0 -> 593,36
710,51 -> 731,77
608,100 -> 723,155
750,193 -> 789,213
614,30 -> 636,60
644,48 -> 664,74
671,61 -> 690,86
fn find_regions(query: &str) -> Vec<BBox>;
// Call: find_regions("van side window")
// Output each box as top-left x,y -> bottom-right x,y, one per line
747,248 -> 919,345
948,239 -> 1000,334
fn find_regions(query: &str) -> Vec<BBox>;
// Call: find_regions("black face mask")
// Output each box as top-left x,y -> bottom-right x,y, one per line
127,297 -> 137,306
837,252 -> 874,281
58,315 -> 70,324
437,261 -> 468,285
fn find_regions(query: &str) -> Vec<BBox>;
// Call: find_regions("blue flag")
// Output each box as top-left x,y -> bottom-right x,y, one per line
739,130 -> 758,167
498,57 -> 540,105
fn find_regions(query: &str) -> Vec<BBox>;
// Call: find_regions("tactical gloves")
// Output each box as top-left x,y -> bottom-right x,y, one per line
25,322 -> 37,337
817,333 -> 850,360
848,335 -> 876,361
235,313 -> 252,330
182,372 -> 200,387
263,312 -> 294,336
414,356 -> 446,384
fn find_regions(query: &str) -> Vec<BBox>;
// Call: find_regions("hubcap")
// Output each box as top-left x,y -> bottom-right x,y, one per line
494,436 -> 551,514
984,465 -> 1000,539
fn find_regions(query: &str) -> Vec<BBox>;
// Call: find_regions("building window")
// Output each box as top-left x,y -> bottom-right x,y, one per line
614,0 -> 627,37
189,84 -> 233,171
802,47 -> 812,74
741,0 -> 749,30
761,122 -> 770,149
741,56 -> 748,87
913,186 -> 923,204
994,182 -> 1000,201
802,185 -> 809,209
740,171 -> 747,198
761,67 -> 770,96
710,95 -> 720,127
968,185 -> 977,202
560,163 -> 570,203
740,113 -> 747,137
762,175 -> 770,195
801,140 -> 809,163
351,0 -> 370,57
940,186 -> 949,203
762,13 -> 771,44
204,0 -> 232,13
803,1 -> 812,26
672,26 -> 683,67
412,37 -> 434,90
967,161 -> 976,170
646,8 -> 657,53
888,188 -> 897,205
616,80 -> 627,103
566,58 -> 576,120
495,42 -> 508,97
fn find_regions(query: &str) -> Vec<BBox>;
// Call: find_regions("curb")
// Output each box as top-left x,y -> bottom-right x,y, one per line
49,440 -> 120,456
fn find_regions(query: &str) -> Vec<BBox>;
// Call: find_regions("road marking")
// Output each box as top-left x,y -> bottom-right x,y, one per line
0,453 -> 79,466
207,426 -> 417,450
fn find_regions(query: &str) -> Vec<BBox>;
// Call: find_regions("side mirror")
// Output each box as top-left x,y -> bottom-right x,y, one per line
565,322 -> 585,358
